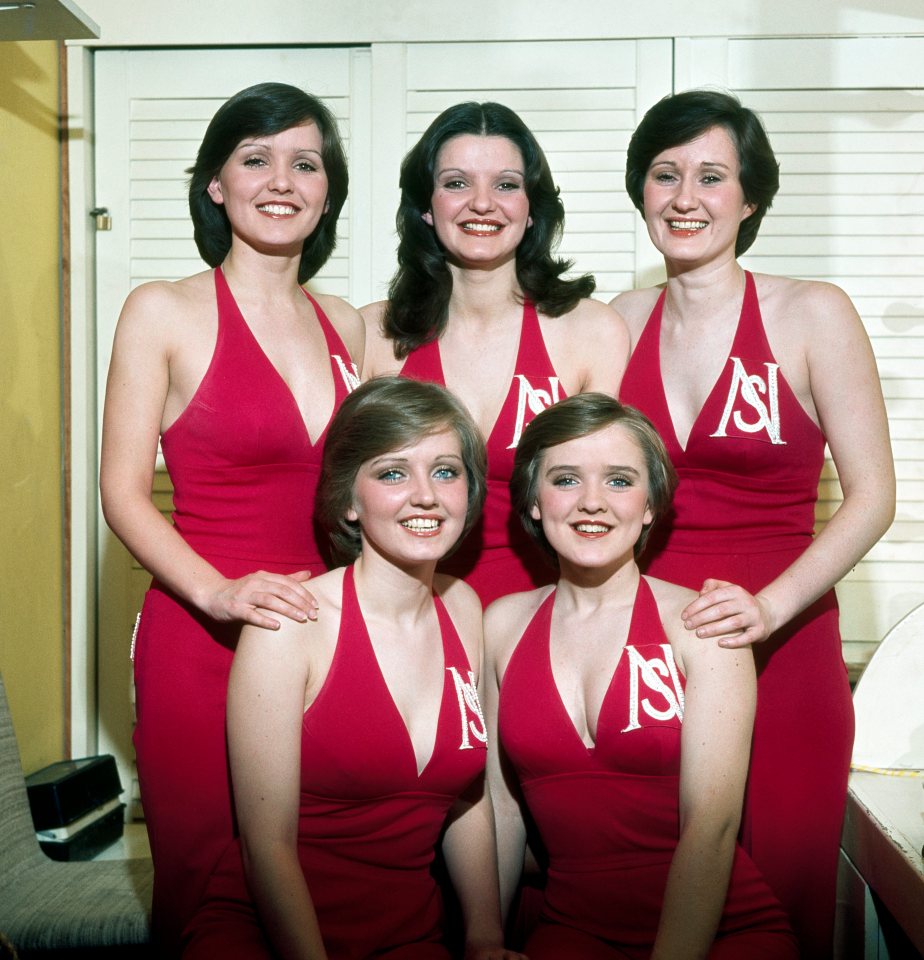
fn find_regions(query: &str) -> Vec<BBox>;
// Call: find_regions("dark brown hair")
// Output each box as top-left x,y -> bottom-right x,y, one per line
625,89 -> 780,257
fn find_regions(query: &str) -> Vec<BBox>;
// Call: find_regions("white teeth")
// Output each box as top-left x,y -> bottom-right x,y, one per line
258,204 -> 297,215
401,518 -> 440,531
669,220 -> 707,230
462,222 -> 501,234
574,523 -> 609,534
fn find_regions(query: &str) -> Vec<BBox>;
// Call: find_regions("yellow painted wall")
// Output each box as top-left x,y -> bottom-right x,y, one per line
0,41 -> 64,773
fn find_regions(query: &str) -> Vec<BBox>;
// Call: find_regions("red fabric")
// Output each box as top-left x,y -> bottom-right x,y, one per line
133,267 -> 356,953
399,301 -> 560,603
499,579 -> 797,959
619,271 -> 853,958
183,565 -> 487,959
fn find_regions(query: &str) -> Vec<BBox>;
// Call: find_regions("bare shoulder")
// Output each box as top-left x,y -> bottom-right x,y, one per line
120,271 -> 212,322
542,297 -> 630,395
753,272 -> 860,331
310,291 -> 365,360
359,299 -> 402,378
113,272 -> 214,353
434,573 -> 483,623
484,585 -> 554,675
608,286 -> 663,341
643,575 -> 697,644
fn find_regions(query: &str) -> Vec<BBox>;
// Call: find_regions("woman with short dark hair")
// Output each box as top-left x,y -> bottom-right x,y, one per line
99,82 -> 363,952
363,101 -> 629,604
486,394 -> 798,959
614,88 -> 895,957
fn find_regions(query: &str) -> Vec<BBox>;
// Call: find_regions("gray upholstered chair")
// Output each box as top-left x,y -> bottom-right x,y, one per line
0,672 -> 153,955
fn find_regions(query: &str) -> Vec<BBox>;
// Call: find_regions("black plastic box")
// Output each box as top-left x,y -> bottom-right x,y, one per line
25,754 -> 125,860
25,754 -> 122,829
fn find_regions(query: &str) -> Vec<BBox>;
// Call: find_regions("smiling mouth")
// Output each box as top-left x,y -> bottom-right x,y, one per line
668,219 -> 708,231
461,221 -> 502,235
400,517 -> 442,535
572,522 -> 611,536
257,203 -> 299,217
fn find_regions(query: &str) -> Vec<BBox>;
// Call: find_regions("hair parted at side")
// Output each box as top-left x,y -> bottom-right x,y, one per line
625,88 -> 780,257
317,376 -> 487,565
187,82 -> 348,284
382,101 -> 595,358
511,393 -> 677,561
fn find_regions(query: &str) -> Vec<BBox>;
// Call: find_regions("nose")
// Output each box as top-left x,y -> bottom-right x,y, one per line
469,182 -> 495,214
578,485 -> 606,514
409,471 -> 438,507
268,161 -> 294,193
671,175 -> 698,212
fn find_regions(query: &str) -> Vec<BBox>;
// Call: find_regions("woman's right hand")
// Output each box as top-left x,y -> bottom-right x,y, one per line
202,570 -> 319,628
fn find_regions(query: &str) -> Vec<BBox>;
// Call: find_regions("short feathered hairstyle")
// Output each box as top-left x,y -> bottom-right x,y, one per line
625,89 -> 780,257
317,377 -> 487,566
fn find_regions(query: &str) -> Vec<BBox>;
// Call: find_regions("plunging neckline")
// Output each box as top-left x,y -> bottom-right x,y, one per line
351,572 -> 449,779
653,278 -> 748,456
544,580 -> 641,753
427,304 -> 528,446
219,267 -> 337,448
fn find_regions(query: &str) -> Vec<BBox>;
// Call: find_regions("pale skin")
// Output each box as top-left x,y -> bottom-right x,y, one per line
611,125 -> 895,647
100,121 -> 364,629
227,430 -> 524,960
484,424 -> 755,958
361,133 -> 629,419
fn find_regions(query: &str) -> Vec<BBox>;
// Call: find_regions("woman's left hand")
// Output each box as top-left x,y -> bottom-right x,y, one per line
681,579 -> 775,647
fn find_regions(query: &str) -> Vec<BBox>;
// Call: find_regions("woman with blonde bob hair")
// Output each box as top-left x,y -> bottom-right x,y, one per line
186,377 -> 525,960
485,394 -> 797,960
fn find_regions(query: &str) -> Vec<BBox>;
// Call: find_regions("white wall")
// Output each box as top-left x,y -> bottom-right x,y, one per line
72,0 -> 924,48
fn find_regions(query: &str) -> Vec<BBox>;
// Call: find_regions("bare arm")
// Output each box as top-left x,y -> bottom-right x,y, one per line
682,281 -> 895,646
227,617 -> 328,960
651,589 -> 756,959
482,598 -> 531,923
99,282 -> 317,627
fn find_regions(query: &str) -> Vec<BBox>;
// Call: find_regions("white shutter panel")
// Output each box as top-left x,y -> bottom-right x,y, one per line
681,37 -> 924,665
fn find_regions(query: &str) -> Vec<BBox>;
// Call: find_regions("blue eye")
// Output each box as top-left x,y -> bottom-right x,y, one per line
552,475 -> 578,487
377,468 -> 404,482
243,155 -> 267,167
434,466 -> 460,481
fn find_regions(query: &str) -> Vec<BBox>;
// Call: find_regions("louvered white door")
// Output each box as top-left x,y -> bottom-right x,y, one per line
677,36 -> 924,667
93,46 -> 370,815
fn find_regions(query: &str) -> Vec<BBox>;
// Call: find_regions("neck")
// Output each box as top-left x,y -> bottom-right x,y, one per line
352,550 -> 436,620
661,258 -> 746,326
447,259 -> 522,325
220,242 -> 304,301
554,555 -> 640,614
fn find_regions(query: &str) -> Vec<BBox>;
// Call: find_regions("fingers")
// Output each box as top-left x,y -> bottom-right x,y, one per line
681,581 -> 771,645
208,571 -> 320,625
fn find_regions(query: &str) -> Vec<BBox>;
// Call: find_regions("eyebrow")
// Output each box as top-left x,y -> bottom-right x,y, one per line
435,166 -> 525,177
235,140 -> 322,156
649,159 -> 732,171
368,452 -> 464,467
544,463 -> 642,476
